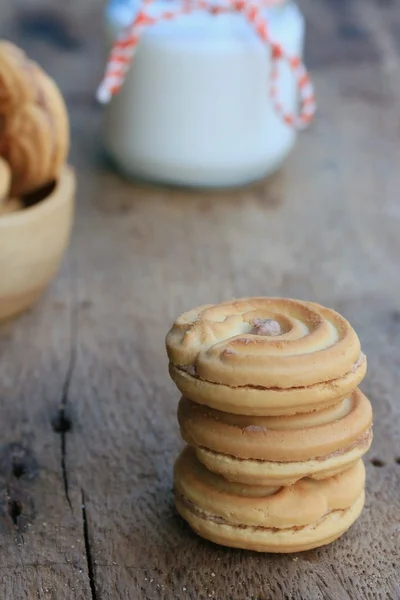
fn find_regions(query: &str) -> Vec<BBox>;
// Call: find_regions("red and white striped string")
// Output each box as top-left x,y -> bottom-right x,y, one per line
97,0 -> 316,129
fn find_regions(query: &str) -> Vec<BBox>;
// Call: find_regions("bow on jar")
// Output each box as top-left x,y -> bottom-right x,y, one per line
97,0 -> 316,129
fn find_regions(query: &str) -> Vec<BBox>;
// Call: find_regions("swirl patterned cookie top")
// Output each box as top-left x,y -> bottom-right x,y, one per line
167,298 -> 367,415
0,41 -> 69,196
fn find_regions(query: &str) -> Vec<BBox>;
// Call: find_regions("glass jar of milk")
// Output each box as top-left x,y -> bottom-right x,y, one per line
101,0 -> 310,188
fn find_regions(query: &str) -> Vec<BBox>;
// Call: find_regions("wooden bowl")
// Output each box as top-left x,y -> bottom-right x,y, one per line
0,166 -> 75,321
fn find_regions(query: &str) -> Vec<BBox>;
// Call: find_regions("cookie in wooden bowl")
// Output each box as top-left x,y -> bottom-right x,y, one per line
0,40 -> 69,196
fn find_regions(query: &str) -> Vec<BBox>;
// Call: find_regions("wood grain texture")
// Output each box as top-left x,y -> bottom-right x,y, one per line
1,0 -> 400,598
0,280 -> 92,599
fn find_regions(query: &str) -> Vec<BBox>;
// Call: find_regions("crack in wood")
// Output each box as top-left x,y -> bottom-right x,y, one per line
58,405 -> 72,510
5,485 -> 25,544
81,490 -> 98,600
0,445 -> 37,539
7,497 -> 21,527
11,461 -> 25,479
52,307 -> 78,510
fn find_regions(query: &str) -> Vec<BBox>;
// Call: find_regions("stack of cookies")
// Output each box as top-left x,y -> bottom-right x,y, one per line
0,40 -> 69,213
166,298 -> 373,553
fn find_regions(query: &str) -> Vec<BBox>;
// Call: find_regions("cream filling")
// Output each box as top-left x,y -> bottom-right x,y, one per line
175,353 -> 366,390
352,352 -> 366,373
191,395 -> 355,431
176,493 -> 352,533
197,428 -> 372,466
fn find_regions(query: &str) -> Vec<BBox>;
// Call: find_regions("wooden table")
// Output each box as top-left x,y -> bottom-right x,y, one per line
0,1 -> 399,598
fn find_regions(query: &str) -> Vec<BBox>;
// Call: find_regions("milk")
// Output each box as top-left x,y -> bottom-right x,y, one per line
103,0 -> 305,188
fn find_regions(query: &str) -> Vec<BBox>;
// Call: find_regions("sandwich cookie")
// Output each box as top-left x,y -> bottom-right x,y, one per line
178,389 -> 372,485
167,298 -> 367,416
0,41 -> 69,195
174,446 -> 366,553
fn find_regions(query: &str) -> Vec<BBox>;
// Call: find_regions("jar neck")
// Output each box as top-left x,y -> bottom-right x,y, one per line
107,0 -> 292,25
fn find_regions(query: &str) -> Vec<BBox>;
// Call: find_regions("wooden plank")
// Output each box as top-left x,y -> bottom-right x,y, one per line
65,103 -> 400,599
0,9 -> 97,599
1,0 -> 400,598
0,273 -> 92,598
